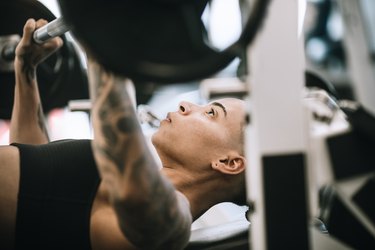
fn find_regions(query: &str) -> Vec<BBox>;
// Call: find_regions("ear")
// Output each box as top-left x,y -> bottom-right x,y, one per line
211,153 -> 246,175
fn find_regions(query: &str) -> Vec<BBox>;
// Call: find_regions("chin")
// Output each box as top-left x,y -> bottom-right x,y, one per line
150,132 -> 157,146
150,131 -> 164,148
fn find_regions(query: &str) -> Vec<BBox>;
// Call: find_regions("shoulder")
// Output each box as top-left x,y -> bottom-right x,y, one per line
0,145 -> 20,172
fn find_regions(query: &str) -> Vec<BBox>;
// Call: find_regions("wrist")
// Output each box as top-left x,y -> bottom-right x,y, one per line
14,57 -> 37,83
14,57 -> 36,70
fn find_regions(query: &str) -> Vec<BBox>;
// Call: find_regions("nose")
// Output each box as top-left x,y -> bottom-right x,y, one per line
178,101 -> 192,115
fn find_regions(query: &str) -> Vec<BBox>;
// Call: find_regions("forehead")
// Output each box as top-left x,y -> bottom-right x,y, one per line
210,98 -> 245,115
209,98 -> 246,128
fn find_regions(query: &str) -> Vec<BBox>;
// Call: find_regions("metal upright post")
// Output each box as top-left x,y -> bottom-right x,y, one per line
244,0 -> 310,249
336,0 -> 375,115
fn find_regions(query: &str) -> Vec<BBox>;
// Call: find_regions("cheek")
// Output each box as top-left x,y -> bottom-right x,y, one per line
153,118 -> 225,150
186,125 -> 225,149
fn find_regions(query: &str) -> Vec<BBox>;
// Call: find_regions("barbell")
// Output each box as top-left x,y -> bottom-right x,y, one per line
0,0 -> 271,119
56,0 -> 271,83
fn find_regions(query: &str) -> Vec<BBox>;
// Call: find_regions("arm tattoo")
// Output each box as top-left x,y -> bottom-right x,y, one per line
90,64 -> 191,248
37,104 -> 50,141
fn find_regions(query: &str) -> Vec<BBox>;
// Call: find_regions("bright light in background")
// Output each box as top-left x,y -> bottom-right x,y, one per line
0,121 -> 10,145
0,108 -> 92,145
38,0 -> 61,17
203,0 -> 242,51
47,108 -> 92,140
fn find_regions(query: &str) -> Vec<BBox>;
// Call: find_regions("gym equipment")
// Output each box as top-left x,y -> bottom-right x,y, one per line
0,0 -> 89,120
245,0 -> 375,249
32,17 -> 70,44
56,0 -> 270,83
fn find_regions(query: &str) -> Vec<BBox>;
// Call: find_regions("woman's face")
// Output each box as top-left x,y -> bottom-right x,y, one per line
151,98 -> 246,167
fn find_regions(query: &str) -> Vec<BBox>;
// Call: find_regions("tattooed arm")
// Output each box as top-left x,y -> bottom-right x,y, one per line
9,19 -> 63,144
88,60 -> 192,249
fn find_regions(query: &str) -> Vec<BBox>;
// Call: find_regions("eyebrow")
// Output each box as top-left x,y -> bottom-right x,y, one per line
211,102 -> 227,117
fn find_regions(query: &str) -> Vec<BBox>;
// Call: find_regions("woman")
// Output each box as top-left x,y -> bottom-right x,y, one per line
0,19 -> 247,250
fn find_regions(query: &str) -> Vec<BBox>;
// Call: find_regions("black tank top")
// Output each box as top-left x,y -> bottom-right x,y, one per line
12,139 -> 101,250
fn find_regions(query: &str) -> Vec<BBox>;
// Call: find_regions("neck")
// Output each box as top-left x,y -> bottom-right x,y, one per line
161,166 -> 234,221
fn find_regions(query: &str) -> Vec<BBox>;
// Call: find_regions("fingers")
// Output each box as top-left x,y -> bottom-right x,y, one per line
21,18 -> 49,45
35,18 -> 48,30
22,18 -> 61,46
43,35 -> 64,51
21,18 -> 36,45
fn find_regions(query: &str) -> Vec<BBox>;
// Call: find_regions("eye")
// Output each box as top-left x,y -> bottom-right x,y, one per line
206,108 -> 216,117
